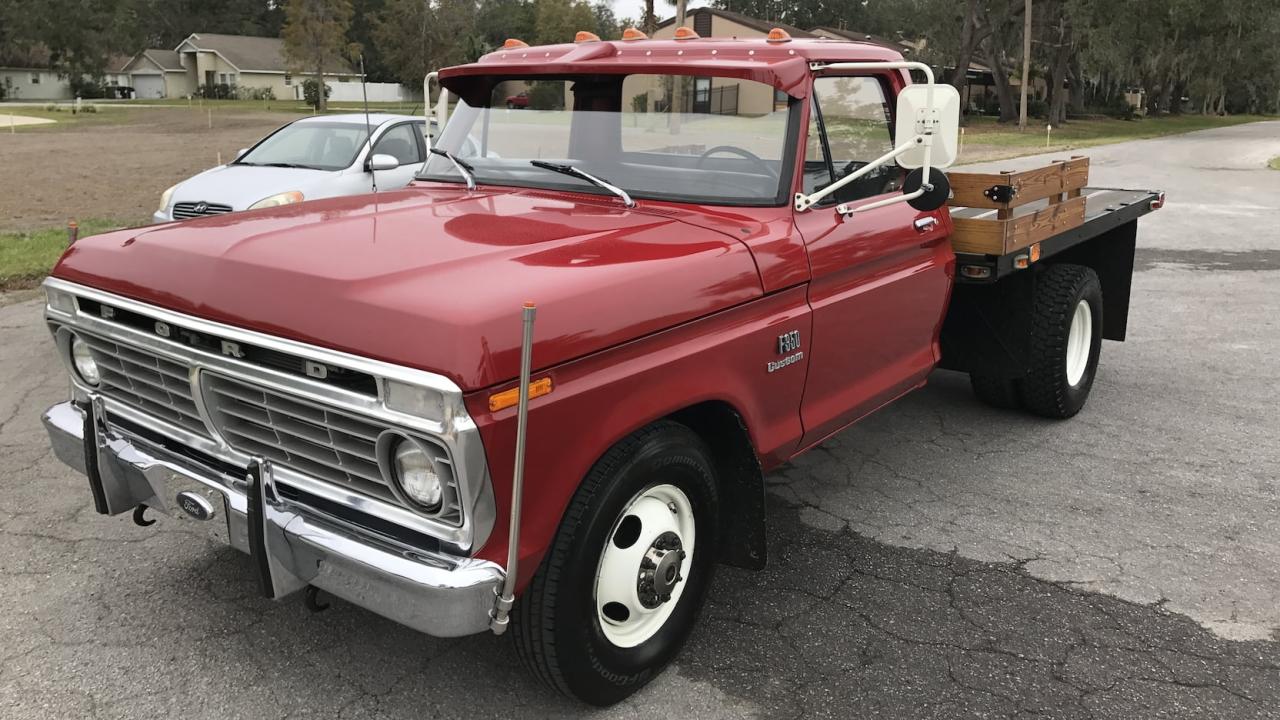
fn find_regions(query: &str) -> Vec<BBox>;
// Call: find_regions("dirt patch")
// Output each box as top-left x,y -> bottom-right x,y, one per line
0,107 -> 297,232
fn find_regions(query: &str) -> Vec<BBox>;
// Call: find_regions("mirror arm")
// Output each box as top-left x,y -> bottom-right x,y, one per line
795,136 -> 923,212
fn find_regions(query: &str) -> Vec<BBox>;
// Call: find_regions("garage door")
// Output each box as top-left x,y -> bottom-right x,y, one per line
132,75 -> 165,99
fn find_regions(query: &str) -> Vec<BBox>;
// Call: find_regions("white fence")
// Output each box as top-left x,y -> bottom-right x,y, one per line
307,80 -> 419,103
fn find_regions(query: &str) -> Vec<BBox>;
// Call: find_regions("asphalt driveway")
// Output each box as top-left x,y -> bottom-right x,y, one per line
1,121 -> 1278,719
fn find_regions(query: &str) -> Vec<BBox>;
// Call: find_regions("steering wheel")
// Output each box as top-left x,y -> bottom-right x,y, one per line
695,145 -> 779,181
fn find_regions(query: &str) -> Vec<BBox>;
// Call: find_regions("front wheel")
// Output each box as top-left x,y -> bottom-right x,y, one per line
513,421 -> 719,706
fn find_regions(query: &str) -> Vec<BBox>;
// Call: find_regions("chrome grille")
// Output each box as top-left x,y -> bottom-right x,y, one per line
203,374 -> 461,522
78,332 -> 209,437
172,201 -> 233,219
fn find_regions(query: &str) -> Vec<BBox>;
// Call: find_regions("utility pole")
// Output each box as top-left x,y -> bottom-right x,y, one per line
1019,0 -> 1032,131
670,0 -> 688,132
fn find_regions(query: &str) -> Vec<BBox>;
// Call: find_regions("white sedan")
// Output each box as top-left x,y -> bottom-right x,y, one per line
153,113 -> 447,223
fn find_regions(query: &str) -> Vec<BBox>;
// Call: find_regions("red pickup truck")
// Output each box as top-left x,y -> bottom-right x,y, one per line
41,31 -> 1160,706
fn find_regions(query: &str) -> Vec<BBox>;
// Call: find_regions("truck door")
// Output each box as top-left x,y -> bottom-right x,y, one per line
794,72 -> 953,448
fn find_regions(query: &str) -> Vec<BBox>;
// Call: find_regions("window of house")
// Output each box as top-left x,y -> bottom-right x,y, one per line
30,73 -> 40,84
285,73 -> 292,86
219,73 -> 228,84
806,75 -> 902,205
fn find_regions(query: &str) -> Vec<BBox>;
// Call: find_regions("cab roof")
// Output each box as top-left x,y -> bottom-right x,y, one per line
439,36 -> 905,102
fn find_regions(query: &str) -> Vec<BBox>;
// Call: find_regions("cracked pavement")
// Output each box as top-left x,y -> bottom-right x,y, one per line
2,122 -> 1279,718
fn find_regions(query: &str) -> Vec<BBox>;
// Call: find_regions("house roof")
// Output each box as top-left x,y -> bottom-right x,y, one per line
810,26 -> 911,52
144,49 -> 183,71
177,33 -> 356,75
656,8 -> 816,39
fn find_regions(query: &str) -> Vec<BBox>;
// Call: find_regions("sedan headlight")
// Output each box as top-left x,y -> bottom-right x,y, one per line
70,335 -> 101,386
157,184 -> 178,214
248,191 -> 305,210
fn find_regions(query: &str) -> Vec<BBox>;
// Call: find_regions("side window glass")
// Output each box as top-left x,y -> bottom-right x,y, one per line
374,123 -> 423,166
812,76 -> 902,204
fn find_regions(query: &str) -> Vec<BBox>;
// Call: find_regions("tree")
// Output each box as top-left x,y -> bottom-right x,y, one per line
534,0 -> 599,45
372,0 -> 479,87
282,0 -> 355,112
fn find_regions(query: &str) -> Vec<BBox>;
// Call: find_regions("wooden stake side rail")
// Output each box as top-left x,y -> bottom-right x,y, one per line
947,156 -> 1091,256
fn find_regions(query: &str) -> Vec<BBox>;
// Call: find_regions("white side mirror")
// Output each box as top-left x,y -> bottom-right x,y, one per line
895,84 -> 961,169
368,154 -> 399,171
236,147 -> 249,159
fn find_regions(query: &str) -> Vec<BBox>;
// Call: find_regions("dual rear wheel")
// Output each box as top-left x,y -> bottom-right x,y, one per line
970,263 -> 1104,419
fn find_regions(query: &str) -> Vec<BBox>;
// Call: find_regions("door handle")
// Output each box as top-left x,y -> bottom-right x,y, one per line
913,217 -> 938,233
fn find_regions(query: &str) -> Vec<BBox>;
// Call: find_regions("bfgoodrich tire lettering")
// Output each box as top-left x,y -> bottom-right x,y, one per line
1019,263 -> 1103,418
513,421 -> 719,706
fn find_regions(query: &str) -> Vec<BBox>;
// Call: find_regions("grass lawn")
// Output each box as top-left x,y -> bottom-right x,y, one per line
958,114 -> 1271,162
0,219 -> 134,290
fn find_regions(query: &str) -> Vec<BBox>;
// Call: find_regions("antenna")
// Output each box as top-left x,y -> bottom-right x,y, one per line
360,54 -> 377,193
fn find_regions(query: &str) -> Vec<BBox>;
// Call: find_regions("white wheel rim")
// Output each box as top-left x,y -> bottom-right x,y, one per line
1065,299 -> 1092,387
594,484 -> 696,648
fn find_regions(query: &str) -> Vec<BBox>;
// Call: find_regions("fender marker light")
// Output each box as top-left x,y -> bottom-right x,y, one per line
489,377 -> 553,412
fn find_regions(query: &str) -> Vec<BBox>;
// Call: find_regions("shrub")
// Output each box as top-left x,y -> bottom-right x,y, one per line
302,79 -> 330,109
243,86 -> 276,101
527,81 -> 564,111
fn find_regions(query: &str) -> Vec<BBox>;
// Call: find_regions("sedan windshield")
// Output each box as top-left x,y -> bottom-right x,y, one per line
420,74 -> 795,206
237,121 -> 370,171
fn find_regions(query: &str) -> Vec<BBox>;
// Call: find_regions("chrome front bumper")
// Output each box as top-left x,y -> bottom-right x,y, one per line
43,399 -> 504,637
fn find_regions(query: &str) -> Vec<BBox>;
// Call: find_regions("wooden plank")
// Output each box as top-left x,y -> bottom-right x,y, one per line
949,194 -> 1086,255
948,156 -> 1090,210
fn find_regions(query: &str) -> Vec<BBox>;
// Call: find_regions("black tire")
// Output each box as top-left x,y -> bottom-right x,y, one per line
970,373 -> 1022,410
513,421 -> 719,706
507,101 -> 516,109
1019,263 -> 1103,419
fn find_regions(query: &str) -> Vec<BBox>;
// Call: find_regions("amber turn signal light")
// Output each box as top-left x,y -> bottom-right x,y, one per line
489,377 -> 553,412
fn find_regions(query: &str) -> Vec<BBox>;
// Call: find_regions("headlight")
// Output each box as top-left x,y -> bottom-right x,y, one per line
392,440 -> 443,510
248,191 -> 304,210
157,184 -> 178,214
70,335 -> 100,386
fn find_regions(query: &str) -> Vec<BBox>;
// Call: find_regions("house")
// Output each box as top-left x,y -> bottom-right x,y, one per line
0,47 -> 70,100
648,8 -> 819,116
120,49 -> 187,99
123,33 -> 362,100
809,26 -> 917,55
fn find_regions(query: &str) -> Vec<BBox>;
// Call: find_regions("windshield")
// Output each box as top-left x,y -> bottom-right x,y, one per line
237,121 -> 370,171
420,74 -> 796,206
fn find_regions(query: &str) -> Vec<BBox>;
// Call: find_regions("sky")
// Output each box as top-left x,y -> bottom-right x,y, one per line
606,0 -> 709,27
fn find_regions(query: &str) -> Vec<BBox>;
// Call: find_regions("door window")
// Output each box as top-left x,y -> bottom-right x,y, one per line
373,123 -> 424,166
809,76 -> 902,204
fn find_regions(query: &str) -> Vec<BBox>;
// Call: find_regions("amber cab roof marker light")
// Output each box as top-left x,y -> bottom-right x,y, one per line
672,26 -> 700,40
766,28 -> 792,43
621,27 -> 648,41
575,31 -> 602,43
502,38 -> 529,49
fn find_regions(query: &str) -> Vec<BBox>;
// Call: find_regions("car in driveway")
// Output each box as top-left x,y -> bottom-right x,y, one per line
153,113 -> 436,223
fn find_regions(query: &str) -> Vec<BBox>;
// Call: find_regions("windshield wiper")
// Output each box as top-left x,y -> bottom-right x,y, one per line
429,147 -> 476,190
262,162 -> 322,170
529,161 -> 635,208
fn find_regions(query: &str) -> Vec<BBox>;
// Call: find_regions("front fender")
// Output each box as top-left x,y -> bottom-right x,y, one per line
464,286 -> 811,592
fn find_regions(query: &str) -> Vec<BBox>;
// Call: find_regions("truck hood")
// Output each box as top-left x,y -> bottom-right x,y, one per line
54,185 -> 765,390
